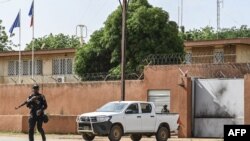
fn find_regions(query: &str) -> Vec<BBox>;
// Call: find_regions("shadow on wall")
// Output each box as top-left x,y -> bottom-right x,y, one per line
195,79 -> 244,118
193,79 -> 244,137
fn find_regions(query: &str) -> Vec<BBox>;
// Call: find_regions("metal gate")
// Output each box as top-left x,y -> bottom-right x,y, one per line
192,79 -> 244,137
148,90 -> 170,113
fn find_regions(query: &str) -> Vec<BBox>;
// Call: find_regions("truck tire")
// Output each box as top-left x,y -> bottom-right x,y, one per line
156,126 -> 169,141
130,134 -> 142,141
82,133 -> 95,141
108,125 -> 123,141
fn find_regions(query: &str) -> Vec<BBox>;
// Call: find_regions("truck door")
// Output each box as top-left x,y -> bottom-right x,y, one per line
140,103 -> 156,132
124,103 -> 141,132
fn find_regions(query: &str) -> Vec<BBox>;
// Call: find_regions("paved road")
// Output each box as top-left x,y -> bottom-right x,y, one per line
0,133 -> 223,141
0,134 -> 149,141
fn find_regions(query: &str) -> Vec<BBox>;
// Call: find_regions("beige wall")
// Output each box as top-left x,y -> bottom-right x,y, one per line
42,56 -> 51,76
0,81 -> 145,115
0,115 -> 24,132
236,45 -> 250,63
0,53 -> 76,84
0,59 -> 3,76
0,59 -> 3,83
0,115 -> 77,133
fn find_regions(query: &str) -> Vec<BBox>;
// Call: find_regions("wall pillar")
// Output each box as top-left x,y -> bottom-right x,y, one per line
178,77 -> 192,138
245,74 -> 250,124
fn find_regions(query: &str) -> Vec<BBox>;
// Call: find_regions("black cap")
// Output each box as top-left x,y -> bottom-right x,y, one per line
32,84 -> 39,90
164,105 -> 167,107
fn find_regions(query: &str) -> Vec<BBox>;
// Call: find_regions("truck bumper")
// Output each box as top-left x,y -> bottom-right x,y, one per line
77,121 -> 112,135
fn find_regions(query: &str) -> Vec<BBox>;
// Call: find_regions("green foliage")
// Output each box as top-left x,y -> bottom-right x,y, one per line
25,33 -> 82,50
180,25 -> 250,41
0,20 -> 12,51
218,25 -> 250,39
75,0 -> 183,78
75,29 -> 113,78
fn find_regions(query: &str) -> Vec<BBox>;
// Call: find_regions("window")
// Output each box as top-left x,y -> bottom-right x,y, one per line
96,102 -> 128,112
185,52 -> 192,64
8,61 -> 19,76
36,60 -> 43,75
148,90 -> 170,113
22,60 -> 29,75
125,103 -> 139,114
8,60 -> 42,76
22,60 -> 42,75
52,58 -> 73,75
214,49 -> 224,64
141,103 -> 152,113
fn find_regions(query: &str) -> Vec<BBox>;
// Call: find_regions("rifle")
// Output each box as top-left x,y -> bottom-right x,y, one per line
15,96 -> 38,110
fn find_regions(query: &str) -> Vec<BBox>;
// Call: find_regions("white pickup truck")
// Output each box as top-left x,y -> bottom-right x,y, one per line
76,101 -> 179,141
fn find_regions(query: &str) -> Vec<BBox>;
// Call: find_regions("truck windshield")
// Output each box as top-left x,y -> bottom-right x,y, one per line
96,103 -> 128,112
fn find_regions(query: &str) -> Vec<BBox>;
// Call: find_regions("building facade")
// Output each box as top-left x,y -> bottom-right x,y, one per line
0,48 -> 77,84
184,38 -> 250,64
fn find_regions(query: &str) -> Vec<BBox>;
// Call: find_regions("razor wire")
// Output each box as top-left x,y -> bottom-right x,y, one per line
178,63 -> 250,78
143,53 -> 237,65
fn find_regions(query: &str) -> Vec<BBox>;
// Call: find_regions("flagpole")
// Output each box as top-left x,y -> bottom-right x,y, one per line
18,9 -> 21,84
32,0 -> 34,79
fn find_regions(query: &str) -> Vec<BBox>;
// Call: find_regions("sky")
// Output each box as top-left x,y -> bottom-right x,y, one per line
0,0 -> 249,50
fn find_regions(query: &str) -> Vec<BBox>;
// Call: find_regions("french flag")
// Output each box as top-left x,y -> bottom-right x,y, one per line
9,11 -> 20,35
28,0 -> 34,27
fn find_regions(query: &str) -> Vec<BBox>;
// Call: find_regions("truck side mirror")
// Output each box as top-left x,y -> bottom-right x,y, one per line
125,109 -> 133,114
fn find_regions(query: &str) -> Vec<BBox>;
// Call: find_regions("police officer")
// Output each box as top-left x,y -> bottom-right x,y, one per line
27,84 -> 47,141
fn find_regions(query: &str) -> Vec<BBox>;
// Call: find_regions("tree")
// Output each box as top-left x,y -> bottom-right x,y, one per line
180,25 -> 250,41
0,20 -> 11,51
25,33 -> 82,50
218,25 -> 250,39
75,0 -> 183,79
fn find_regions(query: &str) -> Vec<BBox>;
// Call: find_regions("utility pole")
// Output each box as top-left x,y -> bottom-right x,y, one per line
178,2 -> 180,27
217,0 -> 223,38
217,0 -> 224,31
121,0 -> 127,101
181,0 -> 183,27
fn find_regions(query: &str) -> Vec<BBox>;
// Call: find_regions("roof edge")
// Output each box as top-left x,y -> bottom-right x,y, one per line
0,48 -> 76,57
184,38 -> 250,47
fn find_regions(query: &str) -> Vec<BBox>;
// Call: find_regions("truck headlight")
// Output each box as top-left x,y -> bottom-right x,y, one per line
96,116 -> 112,122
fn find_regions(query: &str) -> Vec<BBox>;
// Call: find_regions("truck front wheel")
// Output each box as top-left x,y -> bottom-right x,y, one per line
82,133 -> 95,141
108,125 -> 123,141
130,134 -> 142,141
156,126 -> 169,141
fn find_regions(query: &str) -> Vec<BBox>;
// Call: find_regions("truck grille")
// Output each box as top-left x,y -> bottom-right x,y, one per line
80,116 -> 97,122
78,123 -> 92,131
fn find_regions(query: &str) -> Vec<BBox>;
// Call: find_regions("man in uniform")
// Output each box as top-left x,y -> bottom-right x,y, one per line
161,104 -> 170,113
27,84 -> 47,141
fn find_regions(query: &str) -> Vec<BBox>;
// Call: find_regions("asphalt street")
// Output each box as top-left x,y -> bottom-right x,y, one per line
0,133 -> 223,141
0,134 -> 150,141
